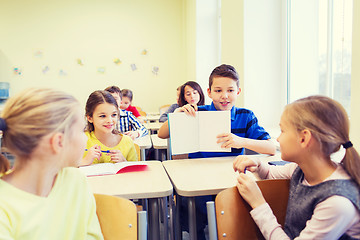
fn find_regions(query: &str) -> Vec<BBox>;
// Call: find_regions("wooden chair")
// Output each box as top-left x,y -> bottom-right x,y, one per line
94,194 -> 140,240
159,104 -> 171,116
134,143 -> 141,161
135,106 -> 147,117
207,179 -> 290,240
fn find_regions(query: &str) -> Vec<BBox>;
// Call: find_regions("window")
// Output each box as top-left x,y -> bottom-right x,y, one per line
288,0 -> 353,113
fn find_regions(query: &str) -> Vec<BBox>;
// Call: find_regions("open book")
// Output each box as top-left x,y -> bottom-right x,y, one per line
168,111 -> 231,155
79,162 -> 148,177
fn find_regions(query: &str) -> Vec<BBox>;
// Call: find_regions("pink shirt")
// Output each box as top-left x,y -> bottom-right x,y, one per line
252,162 -> 360,239
126,105 -> 141,117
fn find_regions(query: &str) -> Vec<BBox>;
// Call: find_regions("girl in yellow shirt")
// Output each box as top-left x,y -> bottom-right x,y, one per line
81,90 -> 138,166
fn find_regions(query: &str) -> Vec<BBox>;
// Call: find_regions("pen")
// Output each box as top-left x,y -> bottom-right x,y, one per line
244,167 -> 247,174
85,149 -> 111,153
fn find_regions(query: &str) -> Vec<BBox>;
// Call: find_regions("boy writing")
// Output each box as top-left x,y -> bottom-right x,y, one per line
105,86 -> 148,140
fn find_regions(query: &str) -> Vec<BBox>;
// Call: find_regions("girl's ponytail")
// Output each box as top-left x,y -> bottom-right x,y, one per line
342,143 -> 360,187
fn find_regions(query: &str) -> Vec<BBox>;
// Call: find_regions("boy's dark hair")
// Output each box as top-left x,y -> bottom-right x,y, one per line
105,86 -> 122,99
178,81 -> 205,107
85,90 -> 119,133
121,89 -> 133,101
209,64 -> 239,89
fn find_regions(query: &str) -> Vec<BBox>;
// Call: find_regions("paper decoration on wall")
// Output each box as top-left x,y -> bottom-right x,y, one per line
130,64 -> 137,71
113,58 -> 122,65
13,67 -> 22,75
141,49 -> 148,55
42,66 -> 49,74
34,50 -> 43,58
97,67 -> 105,74
76,59 -> 84,66
152,66 -> 159,75
59,69 -> 67,76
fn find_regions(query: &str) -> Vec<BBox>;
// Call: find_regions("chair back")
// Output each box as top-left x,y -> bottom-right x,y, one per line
134,143 -> 141,161
215,179 -> 290,240
159,104 -> 171,116
135,106 -> 147,117
94,194 -> 138,240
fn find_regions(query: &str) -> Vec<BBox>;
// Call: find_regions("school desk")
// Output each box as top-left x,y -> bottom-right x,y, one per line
134,134 -> 152,161
146,114 -> 160,123
162,156 -> 268,240
144,122 -> 163,134
86,161 -> 173,240
150,134 -> 168,161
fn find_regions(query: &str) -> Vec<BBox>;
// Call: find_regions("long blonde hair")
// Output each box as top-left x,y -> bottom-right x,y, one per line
284,95 -> 360,186
0,88 -> 80,174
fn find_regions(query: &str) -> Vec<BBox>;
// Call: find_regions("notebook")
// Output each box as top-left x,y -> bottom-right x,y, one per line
168,111 -> 231,155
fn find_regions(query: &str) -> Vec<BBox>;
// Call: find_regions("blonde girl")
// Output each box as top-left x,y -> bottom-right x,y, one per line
0,88 -> 103,239
81,90 -> 137,166
233,95 -> 360,239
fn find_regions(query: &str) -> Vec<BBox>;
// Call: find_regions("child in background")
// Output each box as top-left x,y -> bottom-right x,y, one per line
105,86 -> 148,140
159,85 -> 181,122
0,88 -> 103,239
178,81 -> 205,107
159,64 -> 275,157
120,89 -> 140,117
160,64 -> 276,240
81,90 -> 138,166
234,95 -> 360,239
158,81 -> 206,134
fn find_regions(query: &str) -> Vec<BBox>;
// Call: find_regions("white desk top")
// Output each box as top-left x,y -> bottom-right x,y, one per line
134,134 -> 152,149
86,161 -> 173,199
162,157 -> 239,197
150,134 -> 168,149
144,122 -> 163,131
162,156 -> 272,197
146,115 -> 160,122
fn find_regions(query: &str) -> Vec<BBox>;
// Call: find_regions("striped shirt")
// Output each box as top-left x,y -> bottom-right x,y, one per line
188,102 -> 270,158
117,109 -> 148,137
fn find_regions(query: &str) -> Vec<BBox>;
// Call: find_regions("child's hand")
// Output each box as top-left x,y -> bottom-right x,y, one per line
81,145 -> 101,166
174,104 -> 197,117
236,173 -> 266,209
217,133 -> 246,149
107,150 -> 127,163
233,155 -> 259,173
124,131 -> 140,140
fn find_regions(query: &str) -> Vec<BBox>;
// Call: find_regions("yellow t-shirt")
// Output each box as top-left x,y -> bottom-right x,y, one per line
0,167 -> 103,240
84,131 -> 138,163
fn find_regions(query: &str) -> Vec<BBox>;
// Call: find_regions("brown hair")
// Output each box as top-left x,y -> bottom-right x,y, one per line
121,89 -> 133,101
104,86 -> 122,99
85,90 -> 119,133
178,81 -> 205,107
284,95 -> 360,186
209,64 -> 239,90
0,88 -> 80,174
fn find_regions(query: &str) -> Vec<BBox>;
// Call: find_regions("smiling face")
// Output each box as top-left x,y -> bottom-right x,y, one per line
207,77 -> 240,111
184,85 -> 200,105
87,103 -> 118,134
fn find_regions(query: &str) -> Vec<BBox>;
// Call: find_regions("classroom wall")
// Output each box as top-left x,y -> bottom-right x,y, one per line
0,0 -> 186,112
221,0 -> 244,107
350,0 -> 360,150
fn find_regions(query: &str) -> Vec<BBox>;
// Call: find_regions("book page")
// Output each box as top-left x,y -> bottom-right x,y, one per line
168,112 -> 199,155
79,163 -> 116,176
79,162 -> 148,177
199,111 -> 231,152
